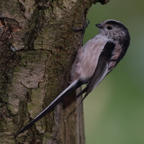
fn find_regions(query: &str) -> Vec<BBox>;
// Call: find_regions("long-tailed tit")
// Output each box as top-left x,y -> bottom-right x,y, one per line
17,19 -> 130,135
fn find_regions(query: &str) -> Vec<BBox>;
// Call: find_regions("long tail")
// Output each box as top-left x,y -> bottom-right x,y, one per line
16,79 -> 82,136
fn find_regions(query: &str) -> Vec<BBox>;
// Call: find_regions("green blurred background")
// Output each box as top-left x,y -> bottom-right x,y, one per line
83,0 -> 144,144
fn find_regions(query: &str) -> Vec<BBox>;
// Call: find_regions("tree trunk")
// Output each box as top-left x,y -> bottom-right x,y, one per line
0,0 -> 109,143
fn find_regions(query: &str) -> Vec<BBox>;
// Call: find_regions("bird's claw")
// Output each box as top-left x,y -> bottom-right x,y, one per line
73,19 -> 90,32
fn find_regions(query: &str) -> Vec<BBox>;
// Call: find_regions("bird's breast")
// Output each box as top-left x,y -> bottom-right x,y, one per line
71,35 -> 110,82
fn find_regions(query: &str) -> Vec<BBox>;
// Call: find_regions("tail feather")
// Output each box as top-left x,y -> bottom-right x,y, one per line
76,87 -> 88,98
16,79 -> 82,136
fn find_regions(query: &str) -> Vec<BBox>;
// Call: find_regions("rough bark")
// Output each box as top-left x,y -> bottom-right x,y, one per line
0,0 -> 109,143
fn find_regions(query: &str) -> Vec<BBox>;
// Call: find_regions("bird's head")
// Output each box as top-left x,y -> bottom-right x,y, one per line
96,19 -> 130,46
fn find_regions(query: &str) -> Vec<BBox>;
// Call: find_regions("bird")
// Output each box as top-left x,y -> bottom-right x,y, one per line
17,19 -> 130,136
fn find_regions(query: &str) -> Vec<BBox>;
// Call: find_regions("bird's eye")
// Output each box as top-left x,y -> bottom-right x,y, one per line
107,25 -> 112,30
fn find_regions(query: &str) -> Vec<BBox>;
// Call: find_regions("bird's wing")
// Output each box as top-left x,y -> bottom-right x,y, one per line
17,79 -> 83,136
84,41 -> 116,97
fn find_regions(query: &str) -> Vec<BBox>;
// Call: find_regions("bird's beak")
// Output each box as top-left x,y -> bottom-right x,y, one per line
95,24 -> 102,29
